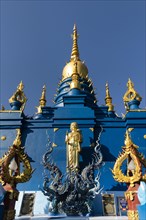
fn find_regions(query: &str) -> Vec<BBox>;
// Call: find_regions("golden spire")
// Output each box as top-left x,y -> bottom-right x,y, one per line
39,85 -> 46,107
36,85 -> 46,114
70,24 -> 80,61
123,78 -> 142,103
105,82 -> 114,111
70,62 -> 81,90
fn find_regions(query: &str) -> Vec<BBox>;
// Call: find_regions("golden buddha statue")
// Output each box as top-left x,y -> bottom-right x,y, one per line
65,122 -> 82,172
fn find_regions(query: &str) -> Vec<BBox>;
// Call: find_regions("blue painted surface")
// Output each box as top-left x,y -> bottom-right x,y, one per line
0,74 -> 146,216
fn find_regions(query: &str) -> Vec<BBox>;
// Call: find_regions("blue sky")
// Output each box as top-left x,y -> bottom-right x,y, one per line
1,0 -> 145,116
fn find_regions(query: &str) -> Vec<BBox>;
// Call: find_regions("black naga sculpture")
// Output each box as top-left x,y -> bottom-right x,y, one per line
41,129 -> 103,216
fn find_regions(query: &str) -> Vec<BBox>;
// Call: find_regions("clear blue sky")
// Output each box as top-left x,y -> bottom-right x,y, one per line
1,0 -> 145,116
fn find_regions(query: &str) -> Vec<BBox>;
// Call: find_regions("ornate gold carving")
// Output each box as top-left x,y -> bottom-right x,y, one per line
1,136 -> 6,141
65,122 -> 82,172
70,62 -> 81,90
112,128 -> 142,187
9,81 -> 27,111
54,128 -> 59,132
105,82 -> 114,112
127,210 -> 139,220
0,129 -> 33,185
125,191 -> 138,201
123,79 -> 142,107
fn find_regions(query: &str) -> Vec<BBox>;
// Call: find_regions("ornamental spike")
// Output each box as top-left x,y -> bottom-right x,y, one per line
70,24 -> 80,61
105,82 -> 114,112
39,85 -> 46,107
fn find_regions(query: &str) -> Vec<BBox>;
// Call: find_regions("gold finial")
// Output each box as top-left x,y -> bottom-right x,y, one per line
105,82 -> 114,111
36,85 -> 46,114
39,85 -> 46,107
123,78 -> 142,103
70,24 -> 80,61
70,62 -> 81,90
9,81 -> 27,111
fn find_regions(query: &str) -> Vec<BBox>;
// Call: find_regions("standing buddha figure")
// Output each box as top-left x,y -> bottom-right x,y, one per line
65,122 -> 82,172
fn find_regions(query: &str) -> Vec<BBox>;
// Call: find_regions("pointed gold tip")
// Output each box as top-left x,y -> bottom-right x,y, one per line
70,24 -> 80,61
39,85 -> 46,107
105,82 -> 114,111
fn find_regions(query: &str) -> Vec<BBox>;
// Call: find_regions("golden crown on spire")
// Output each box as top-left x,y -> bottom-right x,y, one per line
62,25 -> 88,81
70,24 -> 80,61
105,82 -> 114,111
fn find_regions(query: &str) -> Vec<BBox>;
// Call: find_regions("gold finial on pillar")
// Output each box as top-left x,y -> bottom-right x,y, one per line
39,85 -> 46,107
105,82 -> 114,111
70,24 -> 80,61
70,62 -> 81,90
123,78 -> 142,102
36,85 -> 47,114
9,81 -> 27,111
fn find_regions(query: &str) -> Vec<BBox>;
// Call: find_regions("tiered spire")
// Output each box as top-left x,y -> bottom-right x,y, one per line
105,82 -> 114,112
70,24 -> 80,61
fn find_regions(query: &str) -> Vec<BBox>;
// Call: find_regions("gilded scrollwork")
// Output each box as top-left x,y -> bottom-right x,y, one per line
112,128 -> 142,187
127,210 -> 139,220
0,129 -> 33,185
9,81 -> 27,111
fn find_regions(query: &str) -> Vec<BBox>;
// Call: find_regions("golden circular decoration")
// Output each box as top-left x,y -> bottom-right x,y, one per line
62,60 -> 88,81
144,134 -> 146,139
1,136 -> 6,141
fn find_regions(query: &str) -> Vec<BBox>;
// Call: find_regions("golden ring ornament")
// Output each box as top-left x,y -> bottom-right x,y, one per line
112,149 -> 142,187
112,128 -> 143,187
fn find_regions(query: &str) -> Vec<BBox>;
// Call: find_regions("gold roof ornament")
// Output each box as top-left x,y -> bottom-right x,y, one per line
123,79 -> 142,109
9,81 -> 27,111
36,85 -> 46,114
39,85 -> 46,107
70,24 -> 80,61
0,129 -> 33,185
105,82 -> 114,111
70,62 -> 81,90
112,128 -> 146,187
62,25 -> 88,81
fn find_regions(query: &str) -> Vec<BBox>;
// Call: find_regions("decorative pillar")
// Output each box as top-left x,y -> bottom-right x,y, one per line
112,128 -> 146,220
0,129 -> 33,220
